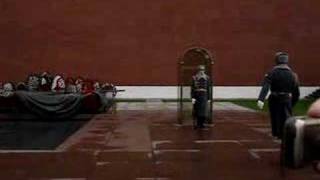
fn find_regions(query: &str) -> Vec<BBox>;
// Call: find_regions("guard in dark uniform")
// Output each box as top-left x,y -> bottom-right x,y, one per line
257,52 -> 300,139
191,65 -> 212,129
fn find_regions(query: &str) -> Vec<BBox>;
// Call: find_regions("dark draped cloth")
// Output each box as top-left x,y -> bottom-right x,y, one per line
0,91 -> 111,119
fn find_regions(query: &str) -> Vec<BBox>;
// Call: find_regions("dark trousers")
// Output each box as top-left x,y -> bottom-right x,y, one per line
193,91 -> 208,128
268,95 -> 293,139
194,116 -> 206,128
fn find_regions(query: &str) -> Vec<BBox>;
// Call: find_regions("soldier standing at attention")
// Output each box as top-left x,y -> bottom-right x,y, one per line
257,52 -> 300,139
191,65 -> 212,129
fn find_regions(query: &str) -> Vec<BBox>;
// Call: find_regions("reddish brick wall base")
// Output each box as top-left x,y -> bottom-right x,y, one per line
0,0 -> 319,85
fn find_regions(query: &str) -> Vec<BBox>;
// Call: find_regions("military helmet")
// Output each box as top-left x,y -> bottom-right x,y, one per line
198,65 -> 206,71
275,52 -> 289,64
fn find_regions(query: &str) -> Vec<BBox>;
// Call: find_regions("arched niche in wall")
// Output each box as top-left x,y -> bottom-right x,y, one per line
177,47 -> 214,124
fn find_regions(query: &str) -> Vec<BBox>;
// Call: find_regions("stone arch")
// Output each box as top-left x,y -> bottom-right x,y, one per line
178,47 -> 214,124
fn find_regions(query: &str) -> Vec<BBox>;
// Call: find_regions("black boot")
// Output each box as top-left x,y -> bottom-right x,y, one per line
198,117 -> 205,129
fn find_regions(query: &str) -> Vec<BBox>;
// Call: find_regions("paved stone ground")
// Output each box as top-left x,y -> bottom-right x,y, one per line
115,101 -> 255,111
0,102 -> 319,180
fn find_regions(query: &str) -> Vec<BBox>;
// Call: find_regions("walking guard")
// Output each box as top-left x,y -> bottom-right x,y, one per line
257,52 -> 300,139
191,65 -> 212,129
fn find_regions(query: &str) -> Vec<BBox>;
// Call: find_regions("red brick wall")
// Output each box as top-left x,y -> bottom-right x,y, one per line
0,0 -> 319,85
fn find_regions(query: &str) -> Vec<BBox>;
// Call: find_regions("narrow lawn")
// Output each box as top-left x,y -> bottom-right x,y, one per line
230,99 -> 315,116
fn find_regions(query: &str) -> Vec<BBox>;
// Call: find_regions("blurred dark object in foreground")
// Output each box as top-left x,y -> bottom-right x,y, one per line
282,117 -> 320,170
305,89 -> 320,100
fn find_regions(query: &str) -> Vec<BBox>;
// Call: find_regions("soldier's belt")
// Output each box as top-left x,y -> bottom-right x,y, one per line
194,89 -> 207,92
271,92 -> 292,96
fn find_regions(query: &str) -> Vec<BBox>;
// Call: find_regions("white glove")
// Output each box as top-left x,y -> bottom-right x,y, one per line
191,98 -> 196,104
207,100 -> 211,103
257,100 -> 264,110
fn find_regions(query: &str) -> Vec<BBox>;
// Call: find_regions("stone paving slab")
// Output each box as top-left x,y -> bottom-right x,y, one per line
115,102 -> 255,112
0,103 -> 319,179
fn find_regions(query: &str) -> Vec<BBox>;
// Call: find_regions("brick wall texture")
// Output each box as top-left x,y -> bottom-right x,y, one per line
0,0 -> 319,85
